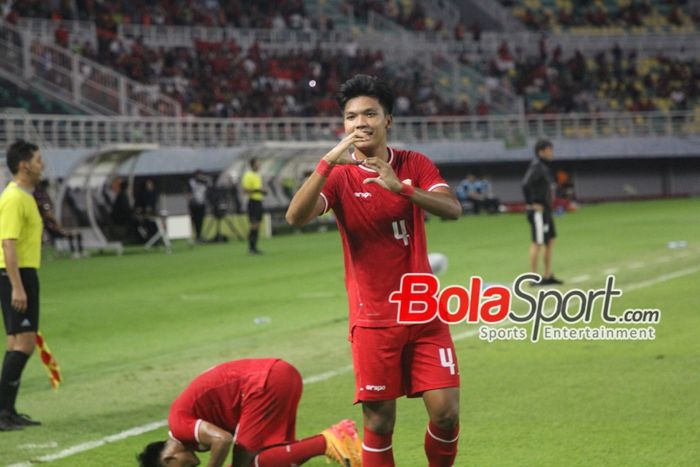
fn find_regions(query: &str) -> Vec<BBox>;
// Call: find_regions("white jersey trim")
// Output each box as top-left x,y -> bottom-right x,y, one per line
194,419 -> 203,445
427,425 -> 460,443
362,442 -> 393,452
319,192 -> 329,214
427,182 -> 450,192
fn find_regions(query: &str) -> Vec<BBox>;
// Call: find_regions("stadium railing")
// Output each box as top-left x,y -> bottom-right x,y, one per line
117,23 -> 354,49
16,17 -> 97,48
1,111 -> 696,148
0,20 -> 181,117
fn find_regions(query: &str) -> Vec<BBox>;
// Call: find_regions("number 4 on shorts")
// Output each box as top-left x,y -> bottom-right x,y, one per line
439,348 -> 456,375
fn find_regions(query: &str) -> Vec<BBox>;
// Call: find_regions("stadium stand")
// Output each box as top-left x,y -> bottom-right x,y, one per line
477,42 -> 700,114
0,76 -> 80,114
499,0 -> 697,33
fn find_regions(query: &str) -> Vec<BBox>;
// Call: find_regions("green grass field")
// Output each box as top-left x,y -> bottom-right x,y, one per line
0,198 -> 698,466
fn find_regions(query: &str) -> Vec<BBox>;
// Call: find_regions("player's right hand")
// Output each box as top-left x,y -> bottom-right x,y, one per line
11,287 -> 28,312
323,130 -> 371,165
532,203 -> 544,212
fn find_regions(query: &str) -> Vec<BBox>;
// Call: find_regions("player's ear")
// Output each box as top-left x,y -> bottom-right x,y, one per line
386,114 -> 393,130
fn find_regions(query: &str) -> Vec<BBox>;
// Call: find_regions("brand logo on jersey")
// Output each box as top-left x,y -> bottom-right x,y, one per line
354,192 -> 372,199
402,179 -> 413,185
21,319 -> 31,327
364,384 -> 386,391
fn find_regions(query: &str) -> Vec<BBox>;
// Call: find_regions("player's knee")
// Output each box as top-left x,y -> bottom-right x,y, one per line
364,416 -> 394,435
12,333 -> 37,354
431,407 -> 459,429
362,404 -> 396,434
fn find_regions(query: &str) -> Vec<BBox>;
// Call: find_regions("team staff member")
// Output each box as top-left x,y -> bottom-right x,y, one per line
522,139 -> 563,285
0,140 -> 45,431
286,75 -> 462,467
241,158 -> 266,255
138,358 -> 361,467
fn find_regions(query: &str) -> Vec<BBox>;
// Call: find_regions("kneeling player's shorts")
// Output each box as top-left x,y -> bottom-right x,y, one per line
351,319 -> 460,403
0,268 -> 39,335
236,359 -> 302,452
527,209 -> 556,245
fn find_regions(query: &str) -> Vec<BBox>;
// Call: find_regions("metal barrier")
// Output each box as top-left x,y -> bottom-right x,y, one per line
0,111 -> 697,148
0,20 -> 181,117
16,18 -> 97,48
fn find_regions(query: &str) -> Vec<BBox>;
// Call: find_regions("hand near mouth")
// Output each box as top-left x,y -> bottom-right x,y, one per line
323,129 -> 371,166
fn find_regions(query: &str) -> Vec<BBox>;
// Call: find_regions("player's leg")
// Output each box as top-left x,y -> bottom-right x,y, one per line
542,214 -> 562,284
405,321 -> 461,467
247,200 -> 262,254
423,388 -> 460,467
529,242 -> 541,274
543,238 -> 554,279
240,360 -> 359,466
352,326 -> 408,467
0,269 -> 40,428
528,210 -> 545,275
361,400 -> 397,467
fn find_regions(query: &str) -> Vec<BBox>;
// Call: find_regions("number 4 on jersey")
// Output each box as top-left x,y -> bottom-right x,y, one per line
392,219 -> 410,246
439,348 -> 456,375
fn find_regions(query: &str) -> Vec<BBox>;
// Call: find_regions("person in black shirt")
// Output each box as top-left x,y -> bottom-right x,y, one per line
522,139 -> 563,285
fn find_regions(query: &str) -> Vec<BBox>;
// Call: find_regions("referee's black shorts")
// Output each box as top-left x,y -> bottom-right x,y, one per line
527,209 -> 556,245
0,268 -> 40,335
248,199 -> 263,223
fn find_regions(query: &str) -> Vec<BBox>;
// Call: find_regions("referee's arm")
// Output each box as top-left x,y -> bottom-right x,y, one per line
2,239 -> 27,312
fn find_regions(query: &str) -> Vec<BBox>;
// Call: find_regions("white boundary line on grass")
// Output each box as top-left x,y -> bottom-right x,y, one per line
8,265 -> 700,467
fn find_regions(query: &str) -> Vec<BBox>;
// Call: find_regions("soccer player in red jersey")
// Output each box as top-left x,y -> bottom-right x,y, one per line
138,359 -> 361,467
286,75 -> 462,467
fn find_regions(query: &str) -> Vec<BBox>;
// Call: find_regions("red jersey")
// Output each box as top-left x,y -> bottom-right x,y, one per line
321,147 -> 449,329
168,358 -> 279,449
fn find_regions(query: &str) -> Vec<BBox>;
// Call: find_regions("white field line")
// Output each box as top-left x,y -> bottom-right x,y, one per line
569,274 -> 591,284
9,265 -> 700,467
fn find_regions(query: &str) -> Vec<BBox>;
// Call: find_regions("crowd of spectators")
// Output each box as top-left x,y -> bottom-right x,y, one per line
75,32 -> 475,117
501,0 -> 696,32
5,0 -> 310,29
4,0 -> 699,117
476,39 -> 700,114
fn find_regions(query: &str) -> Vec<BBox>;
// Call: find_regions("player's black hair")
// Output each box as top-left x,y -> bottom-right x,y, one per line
337,74 -> 394,116
6,140 -> 39,175
249,157 -> 259,168
137,441 -> 166,467
534,138 -> 552,157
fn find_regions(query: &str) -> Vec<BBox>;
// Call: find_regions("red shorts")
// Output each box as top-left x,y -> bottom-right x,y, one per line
235,360 -> 302,452
351,320 -> 460,403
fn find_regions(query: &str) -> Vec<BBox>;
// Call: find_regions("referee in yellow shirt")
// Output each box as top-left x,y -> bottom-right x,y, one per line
242,158 -> 267,255
0,141 -> 44,431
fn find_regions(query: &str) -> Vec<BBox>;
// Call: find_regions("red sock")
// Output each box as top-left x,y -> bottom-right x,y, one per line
424,421 -> 459,467
254,434 -> 326,466
362,427 -> 394,467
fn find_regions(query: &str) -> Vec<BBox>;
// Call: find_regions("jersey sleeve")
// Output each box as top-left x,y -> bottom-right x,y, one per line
0,195 -> 23,241
320,169 -> 341,214
413,152 -> 449,192
169,408 -> 202,448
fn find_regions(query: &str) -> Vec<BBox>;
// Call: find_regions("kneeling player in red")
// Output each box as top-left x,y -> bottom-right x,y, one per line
138,358 -> 361,467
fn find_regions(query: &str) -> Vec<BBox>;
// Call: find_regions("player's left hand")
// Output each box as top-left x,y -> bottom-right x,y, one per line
361,157 -> 402,192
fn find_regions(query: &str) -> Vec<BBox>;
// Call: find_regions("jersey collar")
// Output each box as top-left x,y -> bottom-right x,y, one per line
352,147 -> 394,173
